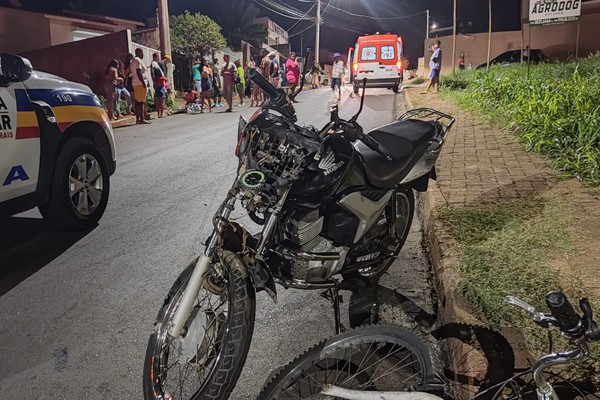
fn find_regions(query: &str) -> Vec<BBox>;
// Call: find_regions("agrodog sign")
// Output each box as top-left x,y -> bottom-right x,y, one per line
529,0 -> 582,25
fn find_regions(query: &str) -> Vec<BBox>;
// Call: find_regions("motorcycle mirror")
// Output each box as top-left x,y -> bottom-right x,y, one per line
350,78 -> 368,123
290,48 -> 312,101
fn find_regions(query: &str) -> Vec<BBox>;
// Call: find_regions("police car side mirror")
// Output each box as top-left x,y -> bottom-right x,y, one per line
0,53 -> 33,85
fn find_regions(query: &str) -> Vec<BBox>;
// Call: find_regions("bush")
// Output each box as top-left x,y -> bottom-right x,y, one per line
443,56 -> 600,186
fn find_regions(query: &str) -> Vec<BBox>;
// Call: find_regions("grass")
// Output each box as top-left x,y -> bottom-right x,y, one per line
410,77 -> 427,85
440,56 -> 600,186
436,196 -> 600,385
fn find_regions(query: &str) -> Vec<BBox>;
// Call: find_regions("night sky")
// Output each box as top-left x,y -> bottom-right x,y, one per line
2,0 -> 522,66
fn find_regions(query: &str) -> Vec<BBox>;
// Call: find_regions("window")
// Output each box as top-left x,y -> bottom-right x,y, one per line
360,46 -> 377,61
72,29 -> 104,42
381,46 -> 395,60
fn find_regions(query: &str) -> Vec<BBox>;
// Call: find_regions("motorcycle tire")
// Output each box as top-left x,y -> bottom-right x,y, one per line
343,185 -> 415,282
143,251 -> 256,400
258,325 -> 439,399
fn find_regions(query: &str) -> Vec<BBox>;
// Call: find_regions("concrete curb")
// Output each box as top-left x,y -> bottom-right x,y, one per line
403,88 -> 476,326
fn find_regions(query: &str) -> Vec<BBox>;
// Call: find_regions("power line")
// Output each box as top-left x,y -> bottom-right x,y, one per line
251,0 -> 307,19
289,22 -> 318,37
325,5 -> 428,20
287,3 -> 317,34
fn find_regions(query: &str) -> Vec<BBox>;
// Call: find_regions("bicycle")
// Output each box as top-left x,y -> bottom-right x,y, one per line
259,291 -> 600,400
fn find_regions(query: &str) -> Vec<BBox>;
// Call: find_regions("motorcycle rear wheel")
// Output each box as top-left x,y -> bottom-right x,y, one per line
143,251 -> 256,400
343,185 -> 415,282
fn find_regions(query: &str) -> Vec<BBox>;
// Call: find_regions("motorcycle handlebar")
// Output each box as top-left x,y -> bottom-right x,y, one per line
248,68 -> 280,100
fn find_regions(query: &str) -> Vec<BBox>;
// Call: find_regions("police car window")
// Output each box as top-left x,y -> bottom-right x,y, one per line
360,46 -> 377,61
381,46 -> 395,60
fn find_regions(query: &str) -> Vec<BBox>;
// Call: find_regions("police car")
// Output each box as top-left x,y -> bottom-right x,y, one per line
0,53 -> 116,231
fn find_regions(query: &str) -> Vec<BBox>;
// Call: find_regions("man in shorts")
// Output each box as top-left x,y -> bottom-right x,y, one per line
131,48 -> 150,124
331,52 -> 344,100
422,40 -> 442,94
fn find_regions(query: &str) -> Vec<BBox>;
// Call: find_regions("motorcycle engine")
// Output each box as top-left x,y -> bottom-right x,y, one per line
282,211 -> 348,282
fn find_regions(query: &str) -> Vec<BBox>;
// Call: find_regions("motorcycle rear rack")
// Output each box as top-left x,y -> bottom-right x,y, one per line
397,108 -> 456,143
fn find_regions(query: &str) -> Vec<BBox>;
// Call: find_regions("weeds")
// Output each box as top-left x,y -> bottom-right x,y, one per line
441,56 -> 600,186
436,196 -> 600,384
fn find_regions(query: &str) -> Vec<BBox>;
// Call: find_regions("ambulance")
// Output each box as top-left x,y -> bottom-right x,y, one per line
0,53 -> 116,231
350,33 -> 404,94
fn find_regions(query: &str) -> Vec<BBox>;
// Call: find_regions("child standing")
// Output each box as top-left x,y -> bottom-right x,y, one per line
200,70 -> 213,113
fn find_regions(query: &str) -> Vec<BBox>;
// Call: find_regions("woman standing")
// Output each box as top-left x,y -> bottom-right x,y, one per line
458,52 -> 465,71
104,59 -> 122,120
285,52 -> 300,101
123,54 -> 135,114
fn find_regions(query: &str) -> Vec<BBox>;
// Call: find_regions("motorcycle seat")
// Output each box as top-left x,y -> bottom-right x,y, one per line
355,119 -> 438,189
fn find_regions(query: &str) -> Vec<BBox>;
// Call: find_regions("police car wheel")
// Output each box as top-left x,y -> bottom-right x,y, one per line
40,138 -> 110,231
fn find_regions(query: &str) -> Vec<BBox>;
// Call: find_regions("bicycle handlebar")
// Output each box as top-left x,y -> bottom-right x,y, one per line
546,291 -> 584,335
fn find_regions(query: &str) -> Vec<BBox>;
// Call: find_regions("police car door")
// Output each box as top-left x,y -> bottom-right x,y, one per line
0,83 -> 40,202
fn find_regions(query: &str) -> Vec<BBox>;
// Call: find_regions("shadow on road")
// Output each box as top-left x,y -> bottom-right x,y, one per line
0,216 -> 94,296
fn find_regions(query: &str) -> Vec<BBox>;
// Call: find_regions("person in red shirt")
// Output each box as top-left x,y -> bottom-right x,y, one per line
184,88 -> 199,105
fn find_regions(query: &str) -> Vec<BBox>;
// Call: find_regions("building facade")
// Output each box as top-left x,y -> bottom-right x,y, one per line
422,0 -> 600,73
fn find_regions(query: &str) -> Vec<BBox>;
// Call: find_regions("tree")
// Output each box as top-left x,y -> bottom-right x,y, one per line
170,11 -> 227,65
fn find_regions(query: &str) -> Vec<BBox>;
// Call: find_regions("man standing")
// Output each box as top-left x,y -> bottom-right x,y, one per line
131,48 -> 150,124
331,52 -> 345,100
422,40 -> 442,94
268,52 -> 280,88
192,58 -> 202,94
151,53 -> 167,118
221,54 -> 236,112
212,58 -> 223,108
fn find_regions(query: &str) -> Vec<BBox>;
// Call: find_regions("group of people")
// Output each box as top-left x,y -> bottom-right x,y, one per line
181,49 -> 349,114
104,48 -> 173,125
184,54 -> 242,113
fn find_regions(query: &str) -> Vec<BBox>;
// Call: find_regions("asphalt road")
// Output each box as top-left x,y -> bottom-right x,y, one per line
0,86 -> 436,400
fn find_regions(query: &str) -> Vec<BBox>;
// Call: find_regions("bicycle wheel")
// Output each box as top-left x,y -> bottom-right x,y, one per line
259,325 -> 438,399
431,323 -> 515,400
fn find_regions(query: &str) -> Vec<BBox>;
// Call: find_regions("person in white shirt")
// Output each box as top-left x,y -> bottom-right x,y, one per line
331,52 -> 345,99
131,48 -> 150,124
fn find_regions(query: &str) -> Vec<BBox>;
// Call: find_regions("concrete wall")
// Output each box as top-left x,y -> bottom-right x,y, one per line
424,31 -> 523,73
23,30 -> 133,96
49,21 -> 75,45
0,8 -> 52,53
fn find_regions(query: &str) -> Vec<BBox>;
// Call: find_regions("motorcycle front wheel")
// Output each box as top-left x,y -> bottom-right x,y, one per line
143,251 -> 256,400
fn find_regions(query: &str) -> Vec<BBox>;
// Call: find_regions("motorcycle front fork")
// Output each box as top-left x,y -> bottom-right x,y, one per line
168,194 -> 237,337
168,186 -> 291,338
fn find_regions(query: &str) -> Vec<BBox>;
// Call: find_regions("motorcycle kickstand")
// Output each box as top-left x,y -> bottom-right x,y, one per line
321,283 -> 345,335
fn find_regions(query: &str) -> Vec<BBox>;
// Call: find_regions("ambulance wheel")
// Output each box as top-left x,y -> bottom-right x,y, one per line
353,82 -> 359,94
40,138 -> 110,232
393,84 -> 400,93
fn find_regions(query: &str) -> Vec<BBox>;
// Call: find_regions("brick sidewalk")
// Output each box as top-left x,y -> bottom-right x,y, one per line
402,87 -> 600,299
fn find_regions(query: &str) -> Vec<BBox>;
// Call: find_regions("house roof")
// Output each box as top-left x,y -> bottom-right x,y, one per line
0,6 -> 144,31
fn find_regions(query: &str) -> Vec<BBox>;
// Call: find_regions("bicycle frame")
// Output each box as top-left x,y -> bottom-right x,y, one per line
320,294 -> 596,400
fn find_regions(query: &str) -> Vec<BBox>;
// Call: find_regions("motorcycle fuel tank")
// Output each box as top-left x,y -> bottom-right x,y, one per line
288,135 -> 357,209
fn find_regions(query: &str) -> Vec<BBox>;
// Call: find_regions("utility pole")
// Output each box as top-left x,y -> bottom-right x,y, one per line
452,0 -> 457,74
426,9 -> 430,39
487,0 -> 492,70
157,0 -> 173,97
315,0 -> 321,63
